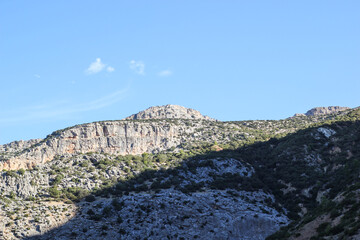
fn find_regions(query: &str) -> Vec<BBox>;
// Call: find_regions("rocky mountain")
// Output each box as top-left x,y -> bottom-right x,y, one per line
124,104 -> 215,121
305,106 -> 350,116
1,105 -> 360,240
294,106 -> 350,117
0,104 -> 332,171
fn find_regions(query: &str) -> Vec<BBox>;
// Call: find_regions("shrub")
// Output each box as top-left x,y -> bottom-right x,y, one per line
85,195 -> 96,202
18,169 -> 25,175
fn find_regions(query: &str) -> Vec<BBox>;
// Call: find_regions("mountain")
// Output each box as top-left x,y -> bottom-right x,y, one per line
305,106 -> 350,116
293,106 -> 350,117
1,105 -> 360,239
124,104 -> 215,121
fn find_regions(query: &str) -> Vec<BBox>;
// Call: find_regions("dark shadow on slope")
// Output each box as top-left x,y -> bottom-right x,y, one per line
24,119 -> 360,239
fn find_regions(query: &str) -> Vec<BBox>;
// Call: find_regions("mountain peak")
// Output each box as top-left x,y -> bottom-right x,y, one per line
305,106 -> 350,116
293,106 -> 350,117
124,104 -> 215,121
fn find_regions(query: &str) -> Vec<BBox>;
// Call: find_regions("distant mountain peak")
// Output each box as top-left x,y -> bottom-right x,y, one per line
124,104 -> 215,121
305,106 -> 350,116
293,106 -> 350,117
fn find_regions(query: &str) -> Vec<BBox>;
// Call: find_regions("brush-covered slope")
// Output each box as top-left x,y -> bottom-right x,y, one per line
1,105 -> 359,240
264,109 -> 360,239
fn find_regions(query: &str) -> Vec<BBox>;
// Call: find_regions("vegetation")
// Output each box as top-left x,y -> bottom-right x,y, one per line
2,107 -> 360,239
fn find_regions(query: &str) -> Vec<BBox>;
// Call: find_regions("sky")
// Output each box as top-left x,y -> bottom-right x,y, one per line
0,1 -> 359,144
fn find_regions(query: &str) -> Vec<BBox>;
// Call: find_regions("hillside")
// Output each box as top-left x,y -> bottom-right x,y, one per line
0,105 -> 359,239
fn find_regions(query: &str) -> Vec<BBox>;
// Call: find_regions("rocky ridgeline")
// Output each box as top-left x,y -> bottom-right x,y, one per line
1,105 -> 347,171
0,105 -> 216,171
0,139 -> 42,153
1,119 -> 237,171
294,106 -> 350,117
124,104 -> 215,121
305,106 -> 350,116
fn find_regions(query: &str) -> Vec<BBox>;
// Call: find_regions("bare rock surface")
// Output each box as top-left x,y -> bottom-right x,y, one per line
125,104 -> 215,121
0,120 -> 205,170
305,106 -> 349,116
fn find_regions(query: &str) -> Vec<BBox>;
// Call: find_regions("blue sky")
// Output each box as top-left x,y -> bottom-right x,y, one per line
1,1 -> 359,144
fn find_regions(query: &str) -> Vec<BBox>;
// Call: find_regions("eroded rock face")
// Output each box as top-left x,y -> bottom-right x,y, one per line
0,105 -> 217,171
0,120 -> 202,170
125,104 -> 215,121
305,106 -> 349,116
0,139 -> 42,153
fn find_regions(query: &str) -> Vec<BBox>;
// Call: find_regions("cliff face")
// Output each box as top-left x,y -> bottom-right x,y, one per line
1,105 -> 217,171
1,105 -> 351,171
125,104 -> 215,121
0,120 -> 193,170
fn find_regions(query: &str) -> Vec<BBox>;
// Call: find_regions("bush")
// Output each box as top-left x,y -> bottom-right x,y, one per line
18,169 -> 25,175
49,186 -> 61,198
85,195 -> 96,202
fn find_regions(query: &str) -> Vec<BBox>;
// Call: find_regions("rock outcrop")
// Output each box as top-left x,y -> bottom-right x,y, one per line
0,120 -> 189,170
305,106 -> 349,116
0,139 -> 41,153
125,104 -> 215,121
0,105 -> 217,171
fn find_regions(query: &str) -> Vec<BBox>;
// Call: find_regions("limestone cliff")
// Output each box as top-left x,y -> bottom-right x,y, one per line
0,120 -> 193,170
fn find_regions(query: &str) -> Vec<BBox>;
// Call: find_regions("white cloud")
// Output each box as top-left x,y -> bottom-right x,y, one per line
85,58 -> 115,75
158,70 -> 173,77
107,66 -> 115,72
129,60 -> 145,75
34,74 -> 41,78
86,58 -> 105,74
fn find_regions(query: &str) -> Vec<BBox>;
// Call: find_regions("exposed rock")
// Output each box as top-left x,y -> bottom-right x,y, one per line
317,127 -> 336,138
305,106 -> 349,116
1,105 -> 342,171
0,139 -> 42,153
124,104 -> 215,121
0,120 -> 205,170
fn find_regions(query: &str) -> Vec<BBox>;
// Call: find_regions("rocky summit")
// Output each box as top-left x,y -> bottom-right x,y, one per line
305,106 -> 350,116
1,105 -> 360,240
124,104 -> 215,121
294,106 -> 350,117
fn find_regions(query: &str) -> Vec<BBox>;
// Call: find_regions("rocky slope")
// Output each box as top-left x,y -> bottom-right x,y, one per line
1,105 -> 360,240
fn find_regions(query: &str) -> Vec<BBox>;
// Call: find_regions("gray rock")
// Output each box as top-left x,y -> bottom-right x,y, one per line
305,106 -> 349,116
124,104 -> 215,121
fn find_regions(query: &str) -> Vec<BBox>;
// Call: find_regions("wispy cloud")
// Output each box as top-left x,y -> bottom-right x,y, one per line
0,88 -> 129,124
34,74 -> 41,78
85,58 -> 115,75
129,60 -> 145,75
106,66 -> 115,72
158,70 -> 173,77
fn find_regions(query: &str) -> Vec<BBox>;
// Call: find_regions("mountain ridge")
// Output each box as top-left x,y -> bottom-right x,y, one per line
124,104 -> 215,121
1,105 -> 360,239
